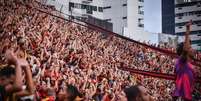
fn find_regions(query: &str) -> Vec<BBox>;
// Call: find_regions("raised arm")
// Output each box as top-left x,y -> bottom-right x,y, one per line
23,60 -> 35,94
14,59 -> 35,97
5,50 -> 23,93
183,21 -> 192,52
41,64 -> 46,77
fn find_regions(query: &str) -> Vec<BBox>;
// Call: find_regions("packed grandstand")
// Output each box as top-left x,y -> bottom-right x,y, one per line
0,0 -> 201,101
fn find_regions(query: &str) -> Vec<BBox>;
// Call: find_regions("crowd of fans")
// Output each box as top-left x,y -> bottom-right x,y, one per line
0,0 -> 200,100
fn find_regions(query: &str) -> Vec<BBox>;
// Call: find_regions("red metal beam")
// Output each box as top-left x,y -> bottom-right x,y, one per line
119,67 -> 201,83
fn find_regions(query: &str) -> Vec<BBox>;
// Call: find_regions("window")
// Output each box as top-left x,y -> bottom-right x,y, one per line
175,1 -> 200,7
194,20 -> 201,25
122,4 -> 127,6
178,16 -> 182,19
138,6 -> 143,9
93,6 -> 97,11
196,11 -> 201,15
176,30 -> 201,35
179,26 -> 183,29
198,3 -> 201,7
184,0 -> 191,2
176,22 -> 186,27
197,24 -> 201,26
122,17 -> 127,19
176,13 -> 183,17
139,0 -> 144,2
189,12 -> 194,16
105,19 -> 111,21
82,0 -> 93,3
69,2 -> 74,11
74,3 -> 81,9
138,24 -> 144,27
86,5 -> 93,14
138,6 -> 144,15
103,6 -> 111,9
138,18 -> 143,22
176,11 -> 201,17
183,12 -> 187,16
86,10 -> 92,14
139,11 -> 144,15
178,7 -> 182,10
98,7 -> 103,12
138,18 -> 144,27
81,5 -> 87,9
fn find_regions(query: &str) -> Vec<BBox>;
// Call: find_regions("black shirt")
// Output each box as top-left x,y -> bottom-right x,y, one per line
0,85 -> 6,101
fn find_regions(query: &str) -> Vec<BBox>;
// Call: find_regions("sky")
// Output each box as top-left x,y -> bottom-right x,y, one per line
144,0 -> 162,33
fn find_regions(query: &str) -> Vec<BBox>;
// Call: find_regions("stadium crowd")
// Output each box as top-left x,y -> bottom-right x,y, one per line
0,0 -> 200,101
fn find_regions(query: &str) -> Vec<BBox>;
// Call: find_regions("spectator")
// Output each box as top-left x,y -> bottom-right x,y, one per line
0,1 -> 200,100
124,85 -> 153,101
0,50 -> 35,101
173,21 -> 195,101
56,85 -> 83,101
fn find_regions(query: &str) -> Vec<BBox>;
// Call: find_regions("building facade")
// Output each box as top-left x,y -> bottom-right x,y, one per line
158,33 -> 178,48
162,0 -> 175,35
40,0 -> 144,36
162,0 -> 201,51
123,0 -> 144,39
175,0 -> 201,51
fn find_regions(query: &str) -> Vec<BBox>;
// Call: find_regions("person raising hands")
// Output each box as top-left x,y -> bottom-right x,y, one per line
0,49 -> 23,101
0,49 -> 35,101
173,20 -> 195,101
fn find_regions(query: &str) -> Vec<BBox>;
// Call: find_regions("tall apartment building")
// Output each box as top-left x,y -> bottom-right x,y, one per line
123,0 -> 144,39
162,0 -> 201,51
175,0 -> 201,51
162,0 -> 175,34
41,0 -> 145,37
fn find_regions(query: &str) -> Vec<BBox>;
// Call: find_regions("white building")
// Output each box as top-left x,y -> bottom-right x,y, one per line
40,0 -> 145,37
123,0 -> 144,40
175,0 -> 201,51
158,33 -> 178,48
